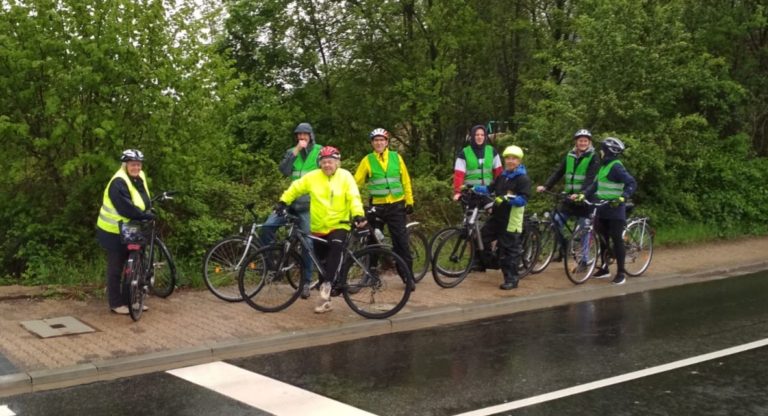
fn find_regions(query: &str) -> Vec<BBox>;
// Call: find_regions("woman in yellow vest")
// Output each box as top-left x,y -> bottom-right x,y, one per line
96,149 -> 155,315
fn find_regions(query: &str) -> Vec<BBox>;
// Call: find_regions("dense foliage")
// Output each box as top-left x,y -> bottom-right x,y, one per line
1,0 -> 767,282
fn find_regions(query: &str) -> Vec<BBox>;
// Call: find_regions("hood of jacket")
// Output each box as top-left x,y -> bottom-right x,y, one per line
293,122 -> 316,158
469,125 -> 489,151
501,164 -> 528,180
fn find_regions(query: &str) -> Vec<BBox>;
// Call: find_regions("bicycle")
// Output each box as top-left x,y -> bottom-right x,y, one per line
430,187 -> 539,288
564,199 -> 654,284
530,191 -> 581,274
201,202 -> 265,302
237,213 -> 414,319
363,205 -> 430,283
119,191 -> 178,321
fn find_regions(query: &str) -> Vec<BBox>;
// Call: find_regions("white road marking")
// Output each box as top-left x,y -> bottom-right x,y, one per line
167,361 -> 376,416
454,338 -> 768,416
0,405 -> 16,416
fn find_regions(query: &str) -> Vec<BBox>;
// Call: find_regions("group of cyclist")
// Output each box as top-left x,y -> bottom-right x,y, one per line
96,122 -> 635,315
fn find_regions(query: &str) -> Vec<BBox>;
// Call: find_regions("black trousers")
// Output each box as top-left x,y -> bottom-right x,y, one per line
596,218 -> 626,273
97,229 -> 130,308
498,232 -> 522,284
368,201 -> 413,271
314,229 -> 348,284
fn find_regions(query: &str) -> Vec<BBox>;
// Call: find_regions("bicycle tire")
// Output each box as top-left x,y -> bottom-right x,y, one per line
202,236 -> 260,302
407,227 -> 430,282
518,225 -> 540,279
531,223 -> 556,274
623,220 -> 653,277
126,251 -> 146,321
238,245 -> 303,312
564,226 -> 599,284
431,228 -> 474,288
150,237 -> 176,298
342,246 -> 412,319
429,226 -> 466,278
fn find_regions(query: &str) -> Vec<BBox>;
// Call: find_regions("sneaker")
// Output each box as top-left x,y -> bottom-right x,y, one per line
499,281 -> 518,290
319,282 -> 332,301
593,267 -> 610,278
314,301 -> 332,314
612,272 -> 626,285
301,285 -> 311,299
111,306 -> 129,315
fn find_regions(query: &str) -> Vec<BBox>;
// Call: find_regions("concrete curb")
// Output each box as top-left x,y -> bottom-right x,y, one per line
2,260 -> 767,397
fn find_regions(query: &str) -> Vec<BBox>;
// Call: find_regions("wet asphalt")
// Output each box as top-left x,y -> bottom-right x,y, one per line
2,271 -> 768,415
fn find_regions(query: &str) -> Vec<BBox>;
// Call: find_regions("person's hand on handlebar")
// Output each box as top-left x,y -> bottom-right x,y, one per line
353,215 -> 368,229
273,201 -> 288,216
536,185 -> 547,193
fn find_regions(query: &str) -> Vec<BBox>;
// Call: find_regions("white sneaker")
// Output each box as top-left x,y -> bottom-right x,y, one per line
314,301 -> 332,314
111,306 -> 129,315
320,282 -> 332,301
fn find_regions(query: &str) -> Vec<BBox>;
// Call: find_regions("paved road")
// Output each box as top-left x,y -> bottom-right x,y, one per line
3,270 -> 767,415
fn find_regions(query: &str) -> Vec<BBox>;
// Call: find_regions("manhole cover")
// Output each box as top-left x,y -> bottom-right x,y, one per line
20,316 -> 96,338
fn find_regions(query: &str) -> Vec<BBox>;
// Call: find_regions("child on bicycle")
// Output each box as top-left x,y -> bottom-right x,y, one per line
275,146 -> 367,313
578,137 -> 637,285
474,145 -> 531,290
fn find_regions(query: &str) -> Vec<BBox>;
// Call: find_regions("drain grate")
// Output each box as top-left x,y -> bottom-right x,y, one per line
20,316 -> 96,338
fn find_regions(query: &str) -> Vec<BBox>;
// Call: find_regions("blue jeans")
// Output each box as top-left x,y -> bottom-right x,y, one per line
260,210 -> 313,284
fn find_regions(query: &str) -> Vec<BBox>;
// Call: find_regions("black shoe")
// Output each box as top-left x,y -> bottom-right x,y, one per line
612,272 -> 626,285
499,281 -> 518,290
300,285 -> 311,299
593,267 -> 610,278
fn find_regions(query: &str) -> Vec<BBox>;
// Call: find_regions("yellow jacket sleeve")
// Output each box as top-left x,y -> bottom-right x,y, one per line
279,173 -> 309,205
398,154 -> 414,206
354,157 -> 371,190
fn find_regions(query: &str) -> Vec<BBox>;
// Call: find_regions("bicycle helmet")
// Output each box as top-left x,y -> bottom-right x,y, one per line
369,128 -> 389,140
318,146 -> 341,160
573,129 -> 592,140
120,149 -> 144,162
502,145 -> 524,159
601,137 -> 625,156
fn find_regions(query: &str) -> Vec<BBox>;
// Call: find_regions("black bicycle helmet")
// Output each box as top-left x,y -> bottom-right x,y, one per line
601,137 -> 625,156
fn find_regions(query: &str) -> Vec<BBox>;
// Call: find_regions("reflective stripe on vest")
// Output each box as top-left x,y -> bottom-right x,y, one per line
291,144 -> 322,180
564,152 -> 594,193
366,151 -> 404,197
596,160 -> 625,200
96,168 -> 150,234
463,145 -> 494,186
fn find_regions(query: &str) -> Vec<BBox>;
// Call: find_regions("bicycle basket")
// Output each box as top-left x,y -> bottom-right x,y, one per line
119,221 -> 149,245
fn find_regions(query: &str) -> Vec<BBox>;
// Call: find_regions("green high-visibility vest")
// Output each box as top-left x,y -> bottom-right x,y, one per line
564,152 -> 594,193
96,168 -> 150,234
366,151 -> 404,197
463,145 -> 494,186
291,144 -> 322,180
596,160 -> 625,200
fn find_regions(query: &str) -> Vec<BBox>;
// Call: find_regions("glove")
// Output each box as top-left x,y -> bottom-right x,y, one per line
574,193 -> 586,203
610,196 -> 626,207
273,201 -> 288,216
473,185 -> 489,195
405,205 -> 414,215
353,215 -> 366,226
494,194 -> 515,205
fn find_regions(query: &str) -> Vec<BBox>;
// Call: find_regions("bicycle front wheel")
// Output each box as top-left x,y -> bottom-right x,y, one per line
531,223 -> 556,274
518,225 -> 540,279
150,237 -> 176,298
126,251 -> 146,321
431,228 -> 474,288
407,227 -> 430,282
624,220 -> 654,277
238,245 -> 303,312
203,236 -> 260,302
564,227 -> 599,284
343,246 -> 412,319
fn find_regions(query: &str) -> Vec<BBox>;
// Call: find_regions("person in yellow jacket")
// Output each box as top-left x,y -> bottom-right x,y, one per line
353,128 -> 414,280
96,149 -> 155,315
275,146 -> 367,313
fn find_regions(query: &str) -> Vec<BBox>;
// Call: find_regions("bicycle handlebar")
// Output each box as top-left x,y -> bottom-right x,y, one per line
152,190 -> 178,203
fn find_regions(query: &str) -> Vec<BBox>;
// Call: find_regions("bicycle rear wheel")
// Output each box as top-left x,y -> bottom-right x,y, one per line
238,245 -> 303,312
623,220 -> 653,277
431,228 -> 474,288
531,223 -> 556,274
202,236 -> 259,302
518,225 -> 540,279
343,246 -> 412,319
407,227 -> 429,282
150,237 -> 176,298
564,227 -> 599,284
126,251 -> 146,321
